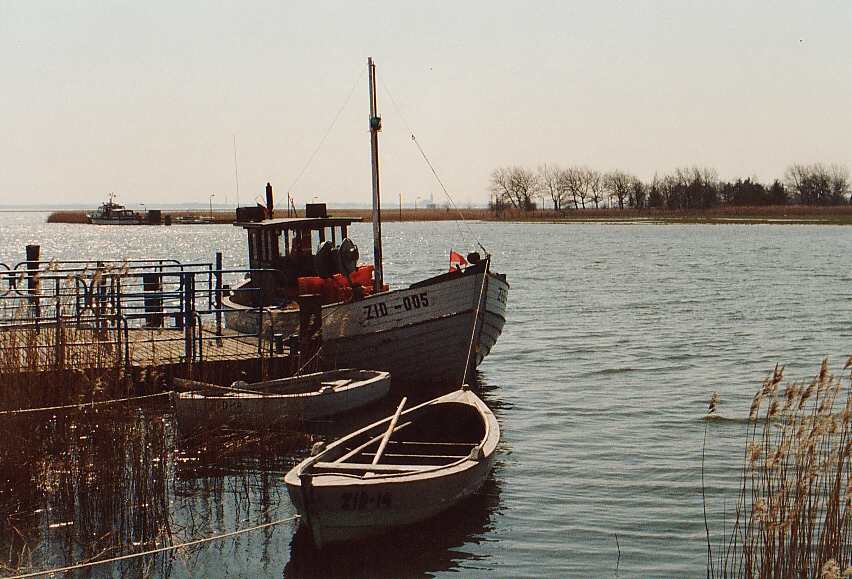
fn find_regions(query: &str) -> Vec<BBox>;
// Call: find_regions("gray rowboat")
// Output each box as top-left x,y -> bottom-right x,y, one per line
174,369 -> 390,430
284,387 -> 499,548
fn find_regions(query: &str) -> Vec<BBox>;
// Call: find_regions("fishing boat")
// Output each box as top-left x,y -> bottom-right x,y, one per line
173,369 -> 390,430
223,58 -> 509,386
87,193 -> 142,225
284,387 -> 499,548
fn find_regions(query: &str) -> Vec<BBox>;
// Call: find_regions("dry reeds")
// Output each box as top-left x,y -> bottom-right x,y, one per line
45,211 -> 90,224
0,269 -> 136,410
709,359 -> 852,578
0,403 -> 174,576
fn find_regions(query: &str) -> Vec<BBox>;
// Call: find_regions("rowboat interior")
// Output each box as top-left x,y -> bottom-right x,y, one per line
309,400 -> 486,475
247,369 -> 372,396
178,369 -> 381,398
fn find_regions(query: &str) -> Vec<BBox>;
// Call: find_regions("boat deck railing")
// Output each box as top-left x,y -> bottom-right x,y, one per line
0,253 -> 289,371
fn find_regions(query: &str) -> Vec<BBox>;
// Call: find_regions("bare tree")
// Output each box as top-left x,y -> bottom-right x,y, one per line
782,163 -> 849,205
829,164 -> 851,202
490,166 -> 540,210
605,170 -> 635,210
562,166 -> 594,209
561,166 -> 583,209
490,167 -> 512,209
629,177 -> 646,208
538,164 -> 564,211
588,169 -> 604,208
783,164 -> 809,203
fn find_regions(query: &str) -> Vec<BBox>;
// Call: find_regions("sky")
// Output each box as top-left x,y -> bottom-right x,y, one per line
0,1 -> 850,207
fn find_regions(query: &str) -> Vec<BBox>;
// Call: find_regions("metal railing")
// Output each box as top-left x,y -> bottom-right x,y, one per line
0,254 -> 286,371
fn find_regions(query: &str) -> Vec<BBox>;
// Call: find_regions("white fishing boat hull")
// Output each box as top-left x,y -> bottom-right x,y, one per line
224,266 -> 508,385
284,389 -> 499,547
174,369 -> 390,430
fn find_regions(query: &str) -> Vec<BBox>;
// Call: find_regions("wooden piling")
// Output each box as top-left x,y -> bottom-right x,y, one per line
143,273 -> 163,328
297,294 -> 323,372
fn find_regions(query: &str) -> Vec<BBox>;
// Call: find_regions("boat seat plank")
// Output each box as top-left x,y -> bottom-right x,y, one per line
388,441 -> 477,447
321,379 -> 352,388
363,452 -> 468,460
333,420 -> 414,464
312,462 -> 434,472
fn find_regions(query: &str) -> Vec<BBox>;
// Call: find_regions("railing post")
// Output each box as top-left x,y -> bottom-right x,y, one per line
183,272 -> 195,363
215,252 -> 223,342
195,312 -> 204,362
95,261 -> 107,333
54,289 -> 65,370
25,244 -> 40,320
256,285 -> 264,355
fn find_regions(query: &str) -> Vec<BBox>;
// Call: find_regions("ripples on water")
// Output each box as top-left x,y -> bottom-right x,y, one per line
1,214 -> 850,577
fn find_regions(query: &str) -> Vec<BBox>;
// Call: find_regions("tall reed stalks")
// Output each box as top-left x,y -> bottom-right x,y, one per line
709,360 -> 852,578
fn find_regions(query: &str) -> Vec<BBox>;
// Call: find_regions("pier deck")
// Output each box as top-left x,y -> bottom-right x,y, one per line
126,327 -> 289,366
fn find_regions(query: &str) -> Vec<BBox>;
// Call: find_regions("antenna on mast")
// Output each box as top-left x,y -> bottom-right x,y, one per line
368,57 -> 384,292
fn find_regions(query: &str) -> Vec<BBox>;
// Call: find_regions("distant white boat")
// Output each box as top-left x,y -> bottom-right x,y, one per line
87,193 -> 142,225
285,388 -> 499,548
173,369 -> 391,429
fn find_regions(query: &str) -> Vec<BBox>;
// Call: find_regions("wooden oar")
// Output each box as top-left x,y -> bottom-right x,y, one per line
371,397 -> 407,466
332,420 -> 414,464
173,377 -> 265,396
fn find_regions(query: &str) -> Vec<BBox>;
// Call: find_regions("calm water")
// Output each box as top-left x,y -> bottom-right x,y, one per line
1,212 -> 850,577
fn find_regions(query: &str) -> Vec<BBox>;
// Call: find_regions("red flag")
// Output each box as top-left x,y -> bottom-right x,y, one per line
449,250 -> 468,271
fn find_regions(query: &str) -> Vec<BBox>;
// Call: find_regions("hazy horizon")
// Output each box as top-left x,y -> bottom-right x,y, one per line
1,1 -> 850,207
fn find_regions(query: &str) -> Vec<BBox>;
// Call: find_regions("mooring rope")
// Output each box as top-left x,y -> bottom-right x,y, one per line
293,344 -> 324,376
0,391 -> 171,416
7,514 -> 301,578
461,261 -> 490,386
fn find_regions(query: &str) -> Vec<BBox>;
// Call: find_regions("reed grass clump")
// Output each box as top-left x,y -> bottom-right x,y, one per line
45,211 -> 90,224
0,273 -> 136,410
0,403 -> 173,576
709,359 -> 852,578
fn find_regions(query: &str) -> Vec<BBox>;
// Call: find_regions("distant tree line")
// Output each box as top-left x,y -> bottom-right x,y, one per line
489,163 -> 851,211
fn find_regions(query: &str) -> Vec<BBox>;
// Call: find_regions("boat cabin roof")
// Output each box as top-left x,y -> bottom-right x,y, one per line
236,216 -> 360,231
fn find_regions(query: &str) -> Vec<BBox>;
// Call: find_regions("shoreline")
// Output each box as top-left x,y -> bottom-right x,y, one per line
44,205 -> 852,225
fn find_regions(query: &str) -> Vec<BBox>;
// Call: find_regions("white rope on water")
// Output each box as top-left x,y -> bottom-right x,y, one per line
7,514 -> 301,578
0,391 -> 172,416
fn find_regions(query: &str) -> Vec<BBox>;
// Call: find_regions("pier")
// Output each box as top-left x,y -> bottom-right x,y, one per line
0,245 -> 304,410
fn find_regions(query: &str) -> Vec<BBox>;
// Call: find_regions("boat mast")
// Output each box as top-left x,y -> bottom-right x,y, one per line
368,57 -> 384,293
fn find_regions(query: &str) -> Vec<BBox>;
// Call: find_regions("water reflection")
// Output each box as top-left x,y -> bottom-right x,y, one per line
0,403 -> 174,577
283,474 -> 502,578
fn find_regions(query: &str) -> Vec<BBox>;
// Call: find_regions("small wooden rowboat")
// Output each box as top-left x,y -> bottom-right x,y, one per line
284,387 -> 499,548
173,369 -> 390,430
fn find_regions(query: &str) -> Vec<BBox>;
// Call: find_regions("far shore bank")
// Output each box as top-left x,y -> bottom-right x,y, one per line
45,205 -> 852,226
